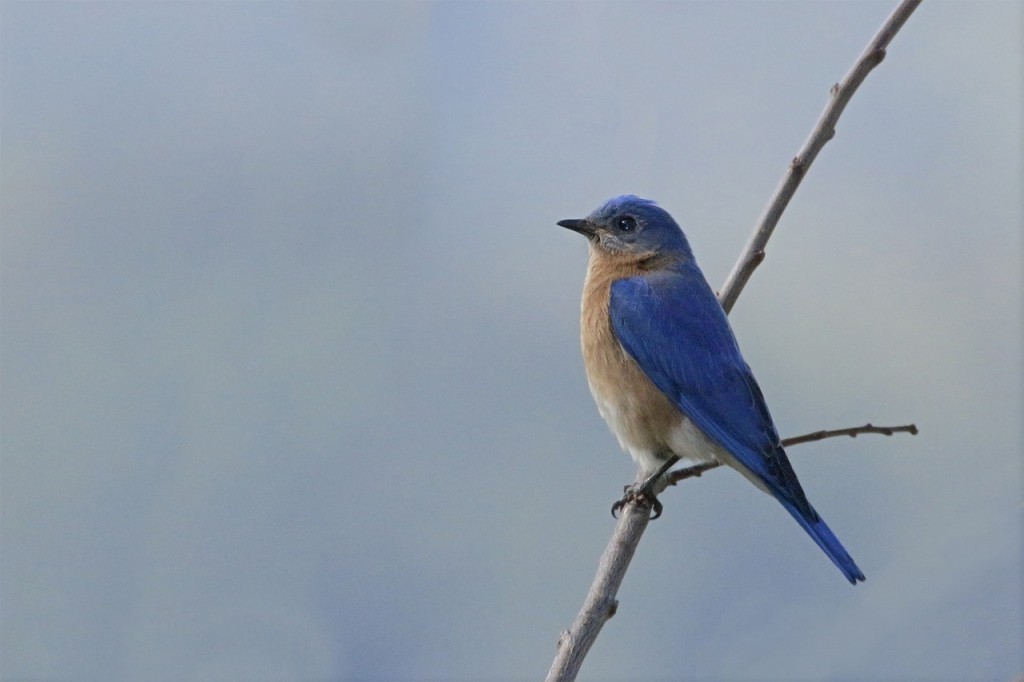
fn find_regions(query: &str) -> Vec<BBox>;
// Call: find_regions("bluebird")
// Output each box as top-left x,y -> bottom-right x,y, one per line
559,195 -> 864,584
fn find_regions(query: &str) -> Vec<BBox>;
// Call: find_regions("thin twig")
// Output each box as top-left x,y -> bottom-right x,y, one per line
667,423 -> 918,485
718,0 -> 923,314
782,421 -> 918,447
546,3 -> 922,681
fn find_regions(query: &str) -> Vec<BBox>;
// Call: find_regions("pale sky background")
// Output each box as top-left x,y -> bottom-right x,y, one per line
1,2 -> 1021,681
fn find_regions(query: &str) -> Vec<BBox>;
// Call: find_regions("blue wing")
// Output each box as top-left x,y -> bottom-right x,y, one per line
610,271 -> 864,583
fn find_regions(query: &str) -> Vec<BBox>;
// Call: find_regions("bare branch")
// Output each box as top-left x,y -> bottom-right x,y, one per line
667,422 -> 919,485
718,0 -> 923,314
782,422 -> 919,447
546,3 -> 922,680
544,502 -> 651,682
664,461 -> 720,485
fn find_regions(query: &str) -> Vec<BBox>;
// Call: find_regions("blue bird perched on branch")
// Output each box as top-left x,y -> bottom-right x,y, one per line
559,195 -> 865,584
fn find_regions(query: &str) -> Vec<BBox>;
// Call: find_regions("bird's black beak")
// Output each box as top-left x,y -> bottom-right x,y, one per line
558,218 -> 597,238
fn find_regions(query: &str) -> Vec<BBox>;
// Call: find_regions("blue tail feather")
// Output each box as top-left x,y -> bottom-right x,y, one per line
777,497 -> 865,584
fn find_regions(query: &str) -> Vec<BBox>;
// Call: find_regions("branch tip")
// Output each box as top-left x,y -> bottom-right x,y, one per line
717,0 -> 920,311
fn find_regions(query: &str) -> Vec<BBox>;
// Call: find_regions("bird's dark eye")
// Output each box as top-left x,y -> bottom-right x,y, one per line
617,216 -> 637,232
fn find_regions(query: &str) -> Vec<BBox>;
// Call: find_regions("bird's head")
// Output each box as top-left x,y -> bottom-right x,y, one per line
558,195 -> 691,261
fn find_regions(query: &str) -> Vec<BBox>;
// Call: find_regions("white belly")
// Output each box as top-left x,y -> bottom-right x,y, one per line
590,380 -> 725,477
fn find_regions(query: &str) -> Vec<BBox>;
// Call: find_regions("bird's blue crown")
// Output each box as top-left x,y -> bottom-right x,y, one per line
587,195 -> 690,256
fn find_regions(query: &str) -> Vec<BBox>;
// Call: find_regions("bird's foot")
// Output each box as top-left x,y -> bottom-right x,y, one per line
611,484 -> 664,519
610,455 -> 680,520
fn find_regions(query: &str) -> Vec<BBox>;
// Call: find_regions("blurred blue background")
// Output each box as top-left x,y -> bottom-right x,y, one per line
2,2 -> 1020,680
